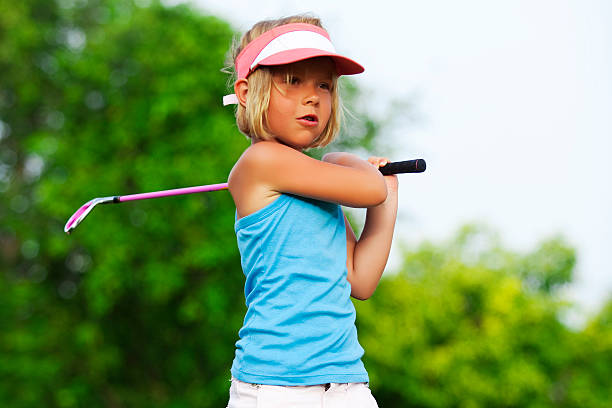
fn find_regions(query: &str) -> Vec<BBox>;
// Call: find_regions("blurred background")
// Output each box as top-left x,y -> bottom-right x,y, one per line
1,0 -> 610,407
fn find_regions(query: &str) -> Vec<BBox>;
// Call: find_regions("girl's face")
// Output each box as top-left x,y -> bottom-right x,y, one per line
265,57 -> 335,151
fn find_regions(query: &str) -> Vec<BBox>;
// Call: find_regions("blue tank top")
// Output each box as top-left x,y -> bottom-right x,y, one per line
231,193 -> 369,386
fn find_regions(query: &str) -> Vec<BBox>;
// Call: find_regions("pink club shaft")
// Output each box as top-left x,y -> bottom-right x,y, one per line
64,182 -> 228,234
119,183 -> 228,202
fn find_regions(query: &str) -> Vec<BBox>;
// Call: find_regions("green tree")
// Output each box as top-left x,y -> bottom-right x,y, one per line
355,225 -> 611,408
561,299 -> 612,408
1,1 -> 243,406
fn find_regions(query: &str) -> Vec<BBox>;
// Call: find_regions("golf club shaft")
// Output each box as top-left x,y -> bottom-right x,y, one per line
119,182 -> 229,202
64,159 -> 425,233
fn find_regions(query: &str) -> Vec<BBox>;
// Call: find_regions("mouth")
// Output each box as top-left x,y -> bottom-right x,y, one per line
297,114 -> 319,126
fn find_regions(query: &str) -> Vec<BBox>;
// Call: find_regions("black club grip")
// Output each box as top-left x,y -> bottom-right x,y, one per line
379,159 -> 426,175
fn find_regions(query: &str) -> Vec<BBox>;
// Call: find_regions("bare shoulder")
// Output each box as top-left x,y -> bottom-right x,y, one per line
228,142 -> 282,188
228,143 -> 282,220
229,141 -> 301,186
238,140 -> 297,164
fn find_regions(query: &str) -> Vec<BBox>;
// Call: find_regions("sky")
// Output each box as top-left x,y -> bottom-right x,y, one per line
182,0 -> 611,322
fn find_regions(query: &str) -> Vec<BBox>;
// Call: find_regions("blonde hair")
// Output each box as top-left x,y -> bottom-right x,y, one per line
224,15 -> 343,148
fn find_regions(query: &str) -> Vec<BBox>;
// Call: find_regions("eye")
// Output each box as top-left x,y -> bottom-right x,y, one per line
285,75 -> 300,85
319,81 -> 331,90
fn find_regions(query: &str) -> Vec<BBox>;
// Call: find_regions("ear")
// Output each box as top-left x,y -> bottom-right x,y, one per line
234,79 -> 248,108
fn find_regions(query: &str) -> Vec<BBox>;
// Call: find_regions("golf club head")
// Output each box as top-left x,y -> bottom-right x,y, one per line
64,196 -> 115,234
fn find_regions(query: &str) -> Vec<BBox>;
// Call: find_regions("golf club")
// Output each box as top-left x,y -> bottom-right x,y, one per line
64,159 -> 426,234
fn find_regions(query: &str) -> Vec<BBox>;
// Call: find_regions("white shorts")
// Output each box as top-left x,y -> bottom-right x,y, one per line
226,376 -> 379,408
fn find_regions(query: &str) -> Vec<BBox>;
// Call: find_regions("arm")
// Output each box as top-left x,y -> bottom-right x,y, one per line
320,152 -> 375,172
238,142 -> 387,207
344,157 -> 399,300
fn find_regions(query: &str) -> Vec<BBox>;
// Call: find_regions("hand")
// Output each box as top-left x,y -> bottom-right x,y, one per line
367,156 -> 399,195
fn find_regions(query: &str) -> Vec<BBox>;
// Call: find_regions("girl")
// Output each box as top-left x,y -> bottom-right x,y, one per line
224,15 -> 398,408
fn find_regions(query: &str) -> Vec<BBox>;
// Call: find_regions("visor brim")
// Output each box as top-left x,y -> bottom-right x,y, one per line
255,48 -> 364,76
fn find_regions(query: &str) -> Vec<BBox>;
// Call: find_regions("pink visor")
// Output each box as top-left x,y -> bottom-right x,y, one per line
223,23 -> 364,105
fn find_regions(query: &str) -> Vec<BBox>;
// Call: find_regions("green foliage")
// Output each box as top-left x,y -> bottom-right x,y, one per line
355,225 -> 611,407
1,1 -> 244,406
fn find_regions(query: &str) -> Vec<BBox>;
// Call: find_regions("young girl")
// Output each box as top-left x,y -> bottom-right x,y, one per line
224,15 -> 398,408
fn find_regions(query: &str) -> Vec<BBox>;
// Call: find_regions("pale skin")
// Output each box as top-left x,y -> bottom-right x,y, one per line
228,58 -> 399,300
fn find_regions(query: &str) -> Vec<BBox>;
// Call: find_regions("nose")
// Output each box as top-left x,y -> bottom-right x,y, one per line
302,82 -> 320,105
